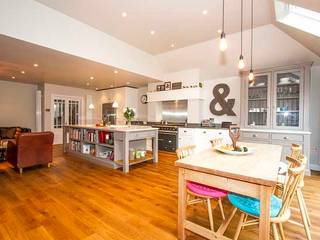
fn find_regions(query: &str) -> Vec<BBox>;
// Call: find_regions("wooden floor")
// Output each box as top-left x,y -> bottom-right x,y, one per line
0,145 -> 319,240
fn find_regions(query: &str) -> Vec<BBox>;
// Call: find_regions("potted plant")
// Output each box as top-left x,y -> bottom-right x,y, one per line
123,107 -> 135,125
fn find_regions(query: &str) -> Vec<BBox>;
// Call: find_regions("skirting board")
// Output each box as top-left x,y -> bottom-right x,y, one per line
310,164 -> 320,172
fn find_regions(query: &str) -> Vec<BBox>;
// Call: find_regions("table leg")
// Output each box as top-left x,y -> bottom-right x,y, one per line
123,138 -> 129,173
259,185 -> 272,240
153,134 -> 158,163
178,168 -> 187,240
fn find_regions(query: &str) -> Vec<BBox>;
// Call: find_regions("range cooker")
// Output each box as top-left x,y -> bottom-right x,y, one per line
152,125 -> 179,152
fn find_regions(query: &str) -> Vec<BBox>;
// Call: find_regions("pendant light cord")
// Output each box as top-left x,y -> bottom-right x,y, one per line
240,0 -> 243,55
222,0 -> 225,32
250,0 -> 254,70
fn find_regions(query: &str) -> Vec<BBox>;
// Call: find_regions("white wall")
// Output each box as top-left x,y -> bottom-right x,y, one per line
137,87 -> 148,121
0,80 -> 37,130
310,65 -> 320,169
0,0 -> 163,80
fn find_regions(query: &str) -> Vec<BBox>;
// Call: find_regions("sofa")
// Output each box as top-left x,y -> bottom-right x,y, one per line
6,132 -> 54,174
0,127 -> 31,144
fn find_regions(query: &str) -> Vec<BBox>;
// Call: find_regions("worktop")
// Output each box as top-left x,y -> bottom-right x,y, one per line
63,125 -> 158,173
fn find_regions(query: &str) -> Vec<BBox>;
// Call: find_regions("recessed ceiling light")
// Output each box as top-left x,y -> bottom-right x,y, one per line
90,76 -> 94,80
150,30 -> 156,35
95,87 -> 99,90
202,10 -> 208,15
21,70 -> 25,74
121,12 -> 127,18
33,63 -> 39,67
171,43 -> 175,48
86,82 -> 90,86
11,76 -> 15,79
110,84 -> 114,87
114,69 -> 119,74
126,82 -> 130,85
217,29 -> 222,34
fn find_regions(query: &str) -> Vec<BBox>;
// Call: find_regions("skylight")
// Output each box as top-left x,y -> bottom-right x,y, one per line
274,0 -> 320,37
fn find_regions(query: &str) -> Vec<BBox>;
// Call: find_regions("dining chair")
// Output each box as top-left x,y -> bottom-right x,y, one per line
278,154 -> 311,240
224,156 -> 306,240
176,145 -> 228,231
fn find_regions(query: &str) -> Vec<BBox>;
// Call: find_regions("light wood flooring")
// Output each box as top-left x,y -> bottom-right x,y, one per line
0,145 -> 319,240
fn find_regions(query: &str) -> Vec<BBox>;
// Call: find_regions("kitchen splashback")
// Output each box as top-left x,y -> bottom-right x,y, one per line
161,100 -> 187,123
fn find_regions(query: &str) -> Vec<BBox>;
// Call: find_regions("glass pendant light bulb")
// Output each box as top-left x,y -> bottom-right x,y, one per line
238,55 -> 245,70
219,32 -> 228,52
248,69 -> 255,81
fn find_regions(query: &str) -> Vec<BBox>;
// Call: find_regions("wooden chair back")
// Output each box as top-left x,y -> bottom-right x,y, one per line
290,143 -> 302,161
278,159 -> 305,217
176,145 -> 196,159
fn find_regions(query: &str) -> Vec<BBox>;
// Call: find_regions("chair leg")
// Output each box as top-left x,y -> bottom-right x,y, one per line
278,223 -> 285,240
233,212 -> 245,240
218,197 -> 225,220
297,188 -> 311,227
19,168 -> 23,175
272,223 -> 280,240
296,189 -> 312,240
206,198 -> 214,231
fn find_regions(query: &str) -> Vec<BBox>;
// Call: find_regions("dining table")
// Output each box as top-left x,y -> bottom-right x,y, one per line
175,142 -> 283,240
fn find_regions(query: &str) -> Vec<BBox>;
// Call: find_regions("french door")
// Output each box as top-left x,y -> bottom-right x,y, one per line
51,95 -> 82,144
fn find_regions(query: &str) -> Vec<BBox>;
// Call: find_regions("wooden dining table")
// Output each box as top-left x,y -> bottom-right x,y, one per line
175,142 -> 283,240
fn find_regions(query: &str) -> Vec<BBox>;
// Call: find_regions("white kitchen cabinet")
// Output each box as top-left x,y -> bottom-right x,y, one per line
178,128 -> 230,153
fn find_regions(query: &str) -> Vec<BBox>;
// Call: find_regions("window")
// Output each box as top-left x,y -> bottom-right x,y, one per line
274,0 -> 320,37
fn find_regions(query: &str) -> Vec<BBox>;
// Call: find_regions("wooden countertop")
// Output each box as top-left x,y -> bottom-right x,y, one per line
65,125 -> 158,133
175,142 -> 282,186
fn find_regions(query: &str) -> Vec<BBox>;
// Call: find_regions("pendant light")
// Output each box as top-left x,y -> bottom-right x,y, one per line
238,0 -> 245,70
219,0 -> 228,52
248,0 -> 255,81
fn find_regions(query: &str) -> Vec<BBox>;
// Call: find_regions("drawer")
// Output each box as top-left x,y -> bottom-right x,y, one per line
127,131 -> 156,141
271,133 -> 303,142
242,131 -> 270,140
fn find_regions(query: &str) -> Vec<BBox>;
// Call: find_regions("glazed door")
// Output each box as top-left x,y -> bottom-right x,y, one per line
52,96 -> 81,144
273,69 -> 303,129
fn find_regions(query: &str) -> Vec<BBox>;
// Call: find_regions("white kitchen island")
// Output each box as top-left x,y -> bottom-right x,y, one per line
63,125 -> 158,173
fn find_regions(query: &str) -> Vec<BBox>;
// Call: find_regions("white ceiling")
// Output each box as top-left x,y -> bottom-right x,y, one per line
34,0 -> 272,55
0,35 -> 159,89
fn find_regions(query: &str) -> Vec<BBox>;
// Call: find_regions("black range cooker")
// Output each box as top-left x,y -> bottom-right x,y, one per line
152,125 -> 178,152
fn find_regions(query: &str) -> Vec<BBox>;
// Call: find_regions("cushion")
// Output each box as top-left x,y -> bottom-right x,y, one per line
228,193 -> 282,218
187,181 -> 228,198
6,127 -> 17,139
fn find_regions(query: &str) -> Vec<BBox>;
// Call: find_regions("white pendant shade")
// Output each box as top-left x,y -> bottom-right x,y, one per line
219,35 -> 228,52
88,103 -> 95,110
112,101 -> 119,108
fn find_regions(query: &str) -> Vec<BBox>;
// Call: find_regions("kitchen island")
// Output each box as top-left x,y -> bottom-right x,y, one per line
63,125 -> 158,173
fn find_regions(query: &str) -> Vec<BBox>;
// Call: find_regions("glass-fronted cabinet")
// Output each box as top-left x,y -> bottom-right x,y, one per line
246,73 -> 270,128
274,69 -> 302,129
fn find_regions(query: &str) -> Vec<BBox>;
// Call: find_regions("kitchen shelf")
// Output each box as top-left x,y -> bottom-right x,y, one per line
248,98 -> 267,101
97,143 -> 114,148
277,96 -> 299,100
115,152 -> 153,166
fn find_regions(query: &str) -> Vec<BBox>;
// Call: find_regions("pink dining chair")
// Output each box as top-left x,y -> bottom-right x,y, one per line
176,145 -> 228,231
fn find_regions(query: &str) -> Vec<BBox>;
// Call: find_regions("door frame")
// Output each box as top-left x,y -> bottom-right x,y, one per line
51,94 -> 84,144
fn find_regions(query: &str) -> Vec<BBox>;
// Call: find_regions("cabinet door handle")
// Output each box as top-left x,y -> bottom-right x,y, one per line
203,131 -> 207,134
252,134 -> 257,138
283,136 -> 288,140
184,130 -> 187,133
219,132 -> 222,135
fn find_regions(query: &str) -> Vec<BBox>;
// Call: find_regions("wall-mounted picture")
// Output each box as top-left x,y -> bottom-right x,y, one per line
160,85 -> 165,91
164,82 -> 171,91
172,82 -> 182,90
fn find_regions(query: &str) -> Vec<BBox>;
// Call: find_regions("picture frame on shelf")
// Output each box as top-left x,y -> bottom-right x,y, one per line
172,82 -> 182,90
156,85 -> 162,91
164,82 -> 171,91
160,85 -> 165,91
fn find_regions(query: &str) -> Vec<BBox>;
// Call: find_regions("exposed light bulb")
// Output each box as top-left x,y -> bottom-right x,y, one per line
219,32 -> 227,52
248,69 -> 255,81
88,103 -> 95,110
238,55 -> 245,70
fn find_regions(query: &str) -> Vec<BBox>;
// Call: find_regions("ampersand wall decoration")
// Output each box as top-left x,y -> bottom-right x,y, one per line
210,83 -> 236,116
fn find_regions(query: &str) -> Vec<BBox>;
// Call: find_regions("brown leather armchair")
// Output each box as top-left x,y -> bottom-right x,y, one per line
6,132 -> 54,174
